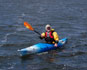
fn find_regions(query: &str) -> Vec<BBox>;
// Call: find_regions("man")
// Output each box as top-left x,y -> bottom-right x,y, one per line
40,24 -> 59,47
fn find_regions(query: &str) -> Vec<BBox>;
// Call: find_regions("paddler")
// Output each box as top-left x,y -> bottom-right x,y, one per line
40,24 -> 59,47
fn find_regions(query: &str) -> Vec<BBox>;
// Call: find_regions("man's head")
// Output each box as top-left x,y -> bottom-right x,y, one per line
45,24 -> 51,32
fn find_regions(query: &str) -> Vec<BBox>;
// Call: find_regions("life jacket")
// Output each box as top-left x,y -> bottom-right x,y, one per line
45,31 -> 54,38
45,30 -> 55,43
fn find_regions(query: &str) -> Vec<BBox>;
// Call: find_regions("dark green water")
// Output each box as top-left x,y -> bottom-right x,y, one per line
0,0 -> 87,70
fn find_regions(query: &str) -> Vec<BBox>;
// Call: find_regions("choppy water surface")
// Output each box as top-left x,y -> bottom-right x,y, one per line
0,0 -> 87,70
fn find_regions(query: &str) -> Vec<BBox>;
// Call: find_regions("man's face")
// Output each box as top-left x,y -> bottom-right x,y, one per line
46,27 -> 51,32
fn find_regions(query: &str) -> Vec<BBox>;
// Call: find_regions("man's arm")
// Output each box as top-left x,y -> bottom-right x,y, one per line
53,32 -> 59,47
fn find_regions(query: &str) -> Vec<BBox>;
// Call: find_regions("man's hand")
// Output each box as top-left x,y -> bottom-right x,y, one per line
41,34 -> 44,38
54,43 -> 58,47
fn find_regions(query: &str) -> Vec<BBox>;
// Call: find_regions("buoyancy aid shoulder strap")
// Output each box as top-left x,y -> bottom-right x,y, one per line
45,32 -> 47,37
50,31 -> 54,38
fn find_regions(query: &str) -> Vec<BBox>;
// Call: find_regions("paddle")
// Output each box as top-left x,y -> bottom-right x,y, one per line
24,22 -> 41,35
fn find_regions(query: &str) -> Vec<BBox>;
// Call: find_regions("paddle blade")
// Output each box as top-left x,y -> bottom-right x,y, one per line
24,22 -> 34,31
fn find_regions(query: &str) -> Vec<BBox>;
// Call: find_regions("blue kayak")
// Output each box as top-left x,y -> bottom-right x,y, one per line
18,38 -> 67,56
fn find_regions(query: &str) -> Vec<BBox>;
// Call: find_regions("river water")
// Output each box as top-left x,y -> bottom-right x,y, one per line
0,0 -> 87,70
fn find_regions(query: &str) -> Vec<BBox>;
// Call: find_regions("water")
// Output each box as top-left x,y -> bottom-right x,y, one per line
0,0 -> 87,70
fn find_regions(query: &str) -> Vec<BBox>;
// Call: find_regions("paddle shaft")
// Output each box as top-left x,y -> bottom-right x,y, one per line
34,30 -> 41,35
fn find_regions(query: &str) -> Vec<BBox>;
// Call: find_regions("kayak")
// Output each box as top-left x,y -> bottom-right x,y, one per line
18,38 -> 67,56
